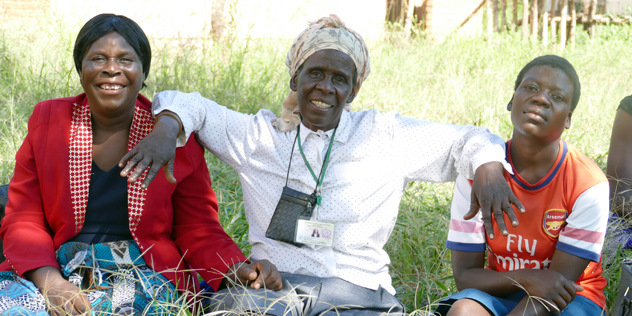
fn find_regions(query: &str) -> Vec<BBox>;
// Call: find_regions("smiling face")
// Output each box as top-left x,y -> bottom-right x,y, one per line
291,49 -> 358,132
509,65 -> 574,143
80,31 -> 144,119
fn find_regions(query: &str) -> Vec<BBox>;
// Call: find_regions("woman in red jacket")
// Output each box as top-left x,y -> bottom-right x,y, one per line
0,14 -> 280,316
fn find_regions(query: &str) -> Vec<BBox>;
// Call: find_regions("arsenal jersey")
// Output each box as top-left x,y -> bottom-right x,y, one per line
446,140 -> 609,309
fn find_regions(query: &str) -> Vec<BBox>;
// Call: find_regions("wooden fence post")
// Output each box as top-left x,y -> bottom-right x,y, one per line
493,0 -> 499,31
502,0 -> 508,30
531,0 -> 538,40
487,0 -> 494,33
522,0 -> 529,39
404,0 -> 416,38
560,0 -> 567,50
426,0 -> 434,39
513,0 -> 519,30
551,0 -> 558,43
589,0 -> 597,38
570,0 -> 576,45
542,9 -> 549,44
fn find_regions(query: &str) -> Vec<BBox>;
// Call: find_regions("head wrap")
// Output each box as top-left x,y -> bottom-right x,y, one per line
272,14 -> 371,132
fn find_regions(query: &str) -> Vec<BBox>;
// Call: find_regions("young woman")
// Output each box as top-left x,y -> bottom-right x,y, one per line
436,55 -> 608,316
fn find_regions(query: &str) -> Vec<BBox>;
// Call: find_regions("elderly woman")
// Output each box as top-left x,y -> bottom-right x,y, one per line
120,15 -> 525,315
0,14 -> 279,316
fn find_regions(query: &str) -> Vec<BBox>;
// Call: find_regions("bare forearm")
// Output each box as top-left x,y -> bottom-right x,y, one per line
455,268 -> 528,297
24,266 -> 63,289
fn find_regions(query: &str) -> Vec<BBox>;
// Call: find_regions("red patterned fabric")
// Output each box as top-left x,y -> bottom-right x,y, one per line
69,102 -> 92,233
0,93 -> 247,293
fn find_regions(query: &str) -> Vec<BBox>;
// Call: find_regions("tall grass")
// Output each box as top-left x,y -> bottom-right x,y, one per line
1,16 -> 631,315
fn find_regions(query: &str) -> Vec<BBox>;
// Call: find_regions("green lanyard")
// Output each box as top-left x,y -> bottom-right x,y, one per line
297,125 -> 337,205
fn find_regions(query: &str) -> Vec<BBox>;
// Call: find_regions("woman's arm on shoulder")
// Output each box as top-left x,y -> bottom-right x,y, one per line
121,91 -> 257,187
607,108 -> 632,217
393,115 -> 523,238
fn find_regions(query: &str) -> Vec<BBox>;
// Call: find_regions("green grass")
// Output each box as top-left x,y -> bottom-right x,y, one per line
1,16 -> 632,315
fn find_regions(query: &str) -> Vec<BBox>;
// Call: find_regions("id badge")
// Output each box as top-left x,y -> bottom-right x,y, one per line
295,219 -> 334,246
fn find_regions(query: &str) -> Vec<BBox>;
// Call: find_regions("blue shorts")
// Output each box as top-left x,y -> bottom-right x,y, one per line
435,288 -> 604,316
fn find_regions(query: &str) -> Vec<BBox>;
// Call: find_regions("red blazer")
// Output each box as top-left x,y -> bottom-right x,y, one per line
0,93 -> 247,292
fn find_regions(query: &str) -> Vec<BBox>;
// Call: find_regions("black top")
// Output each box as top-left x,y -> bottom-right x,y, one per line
619,95 -> 632,115
71,161 -> 133,244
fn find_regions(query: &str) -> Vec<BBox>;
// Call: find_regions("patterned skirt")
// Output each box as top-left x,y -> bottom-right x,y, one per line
0,240 -> 178,315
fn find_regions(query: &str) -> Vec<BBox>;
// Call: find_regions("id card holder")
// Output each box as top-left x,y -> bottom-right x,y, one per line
295,219 -> 335,247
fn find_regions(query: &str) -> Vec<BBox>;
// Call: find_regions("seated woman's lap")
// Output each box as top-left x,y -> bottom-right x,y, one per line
435,288 -> 604,316
209,273 -> 405,316
0,240 -> 177,315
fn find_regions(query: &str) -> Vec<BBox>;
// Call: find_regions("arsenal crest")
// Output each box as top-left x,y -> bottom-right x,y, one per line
543,209 -> 568,238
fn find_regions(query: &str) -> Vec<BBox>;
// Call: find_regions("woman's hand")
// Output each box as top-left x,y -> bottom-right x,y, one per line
224,260 -> 283,291
25,266 -> 90,316
119,113 -> 180,188
511,269 -> 583,314
464,161 -> 526,239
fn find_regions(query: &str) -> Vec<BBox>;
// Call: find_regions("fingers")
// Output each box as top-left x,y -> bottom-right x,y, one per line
463,194 -> 481,221
261,262 -> 283,291
128,155 -> 154,183
509,193 -> 526,214
561,280 -> 576,302
72,293 -> 89,314
478,196 -> 500,239
492,201 -> 509,236
501,199 -> 519,227
120,152 -> 144,178
142,161 -> 163,189
550,294 -> 567,314
119,147 -> 138,169
251,261 -> 270,290
249,260 -> 283,291
573,283 -> 584,292
162,158 -> 177,185
234,263 -> 258,286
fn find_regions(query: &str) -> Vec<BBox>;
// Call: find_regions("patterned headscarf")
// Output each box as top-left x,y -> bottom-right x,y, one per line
272,14 -> 371,132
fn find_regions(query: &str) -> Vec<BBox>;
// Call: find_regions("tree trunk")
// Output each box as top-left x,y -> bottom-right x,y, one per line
513,0 -> 519,30
551,0 -> 558,43
502,0 -> 508,31
570,0 -> 576,45
493,0 -> 499,31
487,0 -> 494,33
211,0 -> 227,40
589,0 -> 597,38
522,0 -> 529,39
531,0 -> 538,40
426,0 -> 434,39
404,0 -> 416,38
542,10 -> 549,44
560,0 -> 567,50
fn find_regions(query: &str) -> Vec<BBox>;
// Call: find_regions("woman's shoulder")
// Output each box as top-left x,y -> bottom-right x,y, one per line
36,94 -> 88,107
27,94 -> 88,127
563,141 -> 607,184
32,94 -> 88,114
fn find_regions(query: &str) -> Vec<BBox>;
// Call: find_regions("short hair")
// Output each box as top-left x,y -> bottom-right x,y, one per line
513,55 -> 581,111
73,14 -> 151,88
